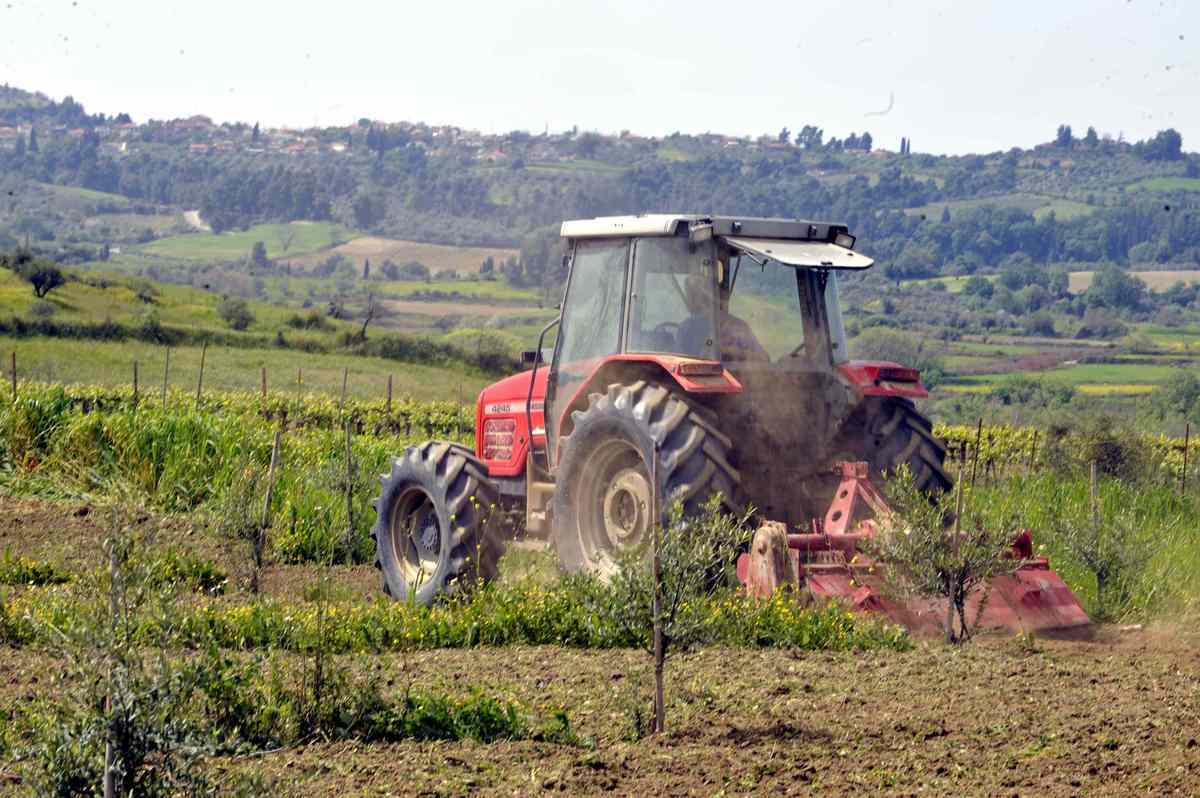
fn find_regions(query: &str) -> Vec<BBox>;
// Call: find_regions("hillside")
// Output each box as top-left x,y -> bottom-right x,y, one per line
0,85 -> 1198,430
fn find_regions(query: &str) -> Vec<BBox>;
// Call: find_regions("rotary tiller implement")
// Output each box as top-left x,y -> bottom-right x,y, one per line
735,462 -> 1091,636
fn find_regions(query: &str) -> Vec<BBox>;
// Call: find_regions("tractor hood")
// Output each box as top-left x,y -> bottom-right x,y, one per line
721,236 -> 873,270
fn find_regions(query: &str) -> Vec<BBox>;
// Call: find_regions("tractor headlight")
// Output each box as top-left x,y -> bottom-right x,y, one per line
482,418 -> 517,462
834,232 -> 856,250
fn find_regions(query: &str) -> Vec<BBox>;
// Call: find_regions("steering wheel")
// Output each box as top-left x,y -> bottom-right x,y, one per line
653,321 -> 680,340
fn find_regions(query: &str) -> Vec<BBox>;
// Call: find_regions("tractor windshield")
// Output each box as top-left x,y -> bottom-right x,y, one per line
721,253 -> 846,365
626,236 -> 718,360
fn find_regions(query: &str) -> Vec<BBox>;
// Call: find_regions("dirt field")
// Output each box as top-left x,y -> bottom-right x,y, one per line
2,499 -> 1199,796
293,236 -> 520,274
1069,269 -> 1200,293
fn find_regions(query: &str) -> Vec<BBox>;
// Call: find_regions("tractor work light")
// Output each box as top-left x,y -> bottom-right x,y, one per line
834,232 -> 856,249
482,418 -> 517,461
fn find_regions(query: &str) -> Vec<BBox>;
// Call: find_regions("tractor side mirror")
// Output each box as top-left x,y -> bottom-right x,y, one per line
521,349 -> 548,366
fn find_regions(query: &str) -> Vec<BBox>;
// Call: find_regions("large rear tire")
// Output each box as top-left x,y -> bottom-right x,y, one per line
372,441 -> 503,605
552,380 -> 741,578
829,397 -> 951,494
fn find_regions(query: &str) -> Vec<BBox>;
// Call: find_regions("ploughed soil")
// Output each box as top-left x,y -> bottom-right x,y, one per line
2,499 -> 1199,796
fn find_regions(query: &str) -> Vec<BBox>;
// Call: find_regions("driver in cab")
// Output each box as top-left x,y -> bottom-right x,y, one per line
678,272 -> 769,363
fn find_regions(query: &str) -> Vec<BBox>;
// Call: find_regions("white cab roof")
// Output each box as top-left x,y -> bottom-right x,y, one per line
722,236 -> 874,270
560,214 -> 701,238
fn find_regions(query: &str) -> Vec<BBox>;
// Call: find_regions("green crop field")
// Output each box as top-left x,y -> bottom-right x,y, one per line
903,193 -> 1097,221
2,336 -> 489,401
1126,176 -> 1200,193
138,221 -> 355,261
950,361 -> 1179,390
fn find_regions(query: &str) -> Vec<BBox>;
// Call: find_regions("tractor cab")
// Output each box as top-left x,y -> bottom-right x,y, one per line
542,215 -> 874,470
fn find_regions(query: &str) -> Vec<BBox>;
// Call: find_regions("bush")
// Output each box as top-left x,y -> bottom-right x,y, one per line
27,300 -> 56,320
216,296 -> 255,331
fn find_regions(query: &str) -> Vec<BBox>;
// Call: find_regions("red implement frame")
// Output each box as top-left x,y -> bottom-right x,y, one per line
736,462 -> 1091,637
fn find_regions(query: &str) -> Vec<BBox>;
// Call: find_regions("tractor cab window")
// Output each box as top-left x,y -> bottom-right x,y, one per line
725,255 -> 822,363
552,237 -> 629,403
626,236 -> 717,359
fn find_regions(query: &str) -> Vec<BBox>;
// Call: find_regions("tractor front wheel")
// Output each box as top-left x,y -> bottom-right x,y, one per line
372,441 -> 503,605
552,380 -> 741,578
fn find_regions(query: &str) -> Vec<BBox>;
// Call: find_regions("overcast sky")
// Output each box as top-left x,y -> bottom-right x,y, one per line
1,0 -> 1194,155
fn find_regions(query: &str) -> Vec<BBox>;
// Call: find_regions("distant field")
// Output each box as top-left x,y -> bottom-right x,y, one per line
656,146 -> 693,162
0,268 -> 312,336
526,159 -> 625,175
903,193 -> 1097,221
37,182 -> 131,207
1126,176 -> 1200,193
138,221 -> 353,261
1068,269 -> 1200,293
2,336 -> 488,402
293,236 -> 520,274
85,212 -> 183,234
950,361 -> 1178,390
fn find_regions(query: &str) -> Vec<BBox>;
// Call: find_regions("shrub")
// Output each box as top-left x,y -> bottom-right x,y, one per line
850,328 -> 947,388
216,295 -> 255,331
27,300 -> 56,320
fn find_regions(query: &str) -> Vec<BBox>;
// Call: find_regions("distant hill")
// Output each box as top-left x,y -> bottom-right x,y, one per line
1,84 -> 1198,292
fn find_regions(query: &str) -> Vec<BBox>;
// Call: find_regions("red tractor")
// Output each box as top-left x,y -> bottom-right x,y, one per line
371,214 -> 953,605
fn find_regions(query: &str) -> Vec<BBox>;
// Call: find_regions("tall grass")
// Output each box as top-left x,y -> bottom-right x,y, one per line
0,387 -> 469,562
972,472 -> 1199,620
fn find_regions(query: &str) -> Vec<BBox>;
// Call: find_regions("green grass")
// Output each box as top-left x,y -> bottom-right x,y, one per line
951,362 -> 1179,389
138,221 -> 355,261
1,337 -> 489,401
525,159 -> 625,175
37,182 -> 131,207
656,146 -> 694,162
904,193 -> 1097,221
1125,176 -> 1200,193
0,268 -> 319,337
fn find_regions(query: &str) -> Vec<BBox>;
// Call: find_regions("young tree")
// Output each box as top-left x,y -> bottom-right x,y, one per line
362,258 -> 370,280
868,468 -> 1024,643
1083,126 -> 1100,147
28,125 -> 38,153
250,241 -> 269,269
603,495 -> 754,733
2,251 -> 66,298
251,121 -> 260,143
277,225 -> 296,253
777,126 -> 791,145
1055,124 -> 1074,148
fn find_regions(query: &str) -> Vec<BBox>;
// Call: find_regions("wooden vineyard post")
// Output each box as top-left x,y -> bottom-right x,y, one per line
161,348 -> 170,407
9,351 -> 15,402
297,368 -> 302,395
103,530 -> 118,798
651,439 -> 664,734
195,342 -> 208,405
386,374 -> 393,414
968,418 -> 983,489
255,428 -> 282,595
261,366 -> 267,400
132,361 -> 139,406
1183,423 -> 1191,498
343,418 -> 355,562
457,383 -> 463,439
1027,429 -> 1039,473
339,367 -> 349,416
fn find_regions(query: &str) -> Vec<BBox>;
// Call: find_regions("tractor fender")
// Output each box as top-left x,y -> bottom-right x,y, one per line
837,360 -> 929,399
554,355 -> 741,462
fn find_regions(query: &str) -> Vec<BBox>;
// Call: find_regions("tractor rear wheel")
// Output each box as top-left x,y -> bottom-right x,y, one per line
829,397 -> 951,494
372,441 -> 503,605
552,380 -> 741,578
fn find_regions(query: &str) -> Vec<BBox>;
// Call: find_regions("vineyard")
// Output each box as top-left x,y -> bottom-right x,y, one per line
1,381 -> 1199,794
